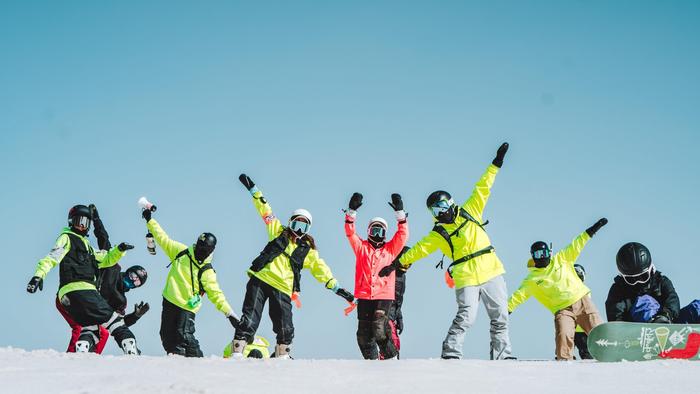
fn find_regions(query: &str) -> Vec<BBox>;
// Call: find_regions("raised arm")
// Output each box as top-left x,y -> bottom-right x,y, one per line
240,174 -> 283,240
146,219 -> 188,261
461,143 -> 508,219
94,244 -> 126,269
556,231 -> 591,265
344,192 -> 364,254
385,193 -> 409,257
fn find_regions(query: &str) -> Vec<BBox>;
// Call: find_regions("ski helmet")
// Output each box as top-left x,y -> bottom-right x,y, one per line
289,209 -> 312,237
123,265 -> 148,289
367,217 -> 388,245
530,241 -> 551,268
574,264 -> 586,282
194,232 -> 217,261
426,190 -> 456,224
616,242 -> 654,285
68,204 -> 92,232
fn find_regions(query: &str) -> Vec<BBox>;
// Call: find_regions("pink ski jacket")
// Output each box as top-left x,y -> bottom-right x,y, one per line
345,214 -> 409,300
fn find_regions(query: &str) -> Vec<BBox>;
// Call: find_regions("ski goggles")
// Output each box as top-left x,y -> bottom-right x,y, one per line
289,218 -> 311,235
368,225 -> 386,238
123,271 -> 143,289
621,264 -> 655,286
70,216 -> 92,230
574,265 -> 586,281
532,248 -> 551,260
429,200 -> 453,217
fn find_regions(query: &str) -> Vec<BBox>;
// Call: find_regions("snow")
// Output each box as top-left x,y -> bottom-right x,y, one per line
1,348 -> 699,393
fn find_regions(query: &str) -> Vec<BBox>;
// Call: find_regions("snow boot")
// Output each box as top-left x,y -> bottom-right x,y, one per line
75,340 -> 91,353
231,339 -> 247,360
274,343 -> 292,359
120,338 -> 140,355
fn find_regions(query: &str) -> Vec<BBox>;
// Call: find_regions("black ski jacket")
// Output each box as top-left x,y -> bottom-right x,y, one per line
605,271 -> 680,322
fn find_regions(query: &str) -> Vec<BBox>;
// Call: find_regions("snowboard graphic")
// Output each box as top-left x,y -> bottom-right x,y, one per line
588,322 -> 700,362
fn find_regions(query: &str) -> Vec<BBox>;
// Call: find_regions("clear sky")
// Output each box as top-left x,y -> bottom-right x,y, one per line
1,1 -> 698,359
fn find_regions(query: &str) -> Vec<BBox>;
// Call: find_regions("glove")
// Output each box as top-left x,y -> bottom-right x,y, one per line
492,142 -> 509,168
586,218 -> 608,237
379,260 -> 401,277
133,301 -> 150,318
89,204 -> 99,220
651,313 -> 671,324
335,288 -> 354,303
349,192 -> 363,211
388,193 -> 403,212
239,174 -> 259,196
142,208 -> 152,222
117,242 -> 134,252
228,314 -> 240,329
27,276 -> 43,293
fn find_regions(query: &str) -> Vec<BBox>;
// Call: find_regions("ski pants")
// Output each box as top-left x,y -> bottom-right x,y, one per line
234,276 -> 294,345
574,331 -> 593,360
554,295 -> 602,360
442,274 -> 512,359
55,296 -> 109,353
160,298 -> 203,357
60,290 -> 134,352
356,299 -> 399,360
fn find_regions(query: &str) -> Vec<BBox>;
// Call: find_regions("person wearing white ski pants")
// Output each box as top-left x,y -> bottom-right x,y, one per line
442,274 -> 512,359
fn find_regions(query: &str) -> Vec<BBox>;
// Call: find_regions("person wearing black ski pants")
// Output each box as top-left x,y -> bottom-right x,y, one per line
357,299 -> 397,359
235,276 -> 294,346
160,298 -> 203,357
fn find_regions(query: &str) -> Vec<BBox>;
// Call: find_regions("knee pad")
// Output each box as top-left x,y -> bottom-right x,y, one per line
356,320 -> 374,345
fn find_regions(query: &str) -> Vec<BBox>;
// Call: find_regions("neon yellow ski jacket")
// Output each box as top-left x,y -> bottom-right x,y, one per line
33,228 -> 126,300
147,219 -> 233,316
508,231 -> 592,314
399,164 -> 505,288
247,189 -> 337,296
223,336 -> 271,358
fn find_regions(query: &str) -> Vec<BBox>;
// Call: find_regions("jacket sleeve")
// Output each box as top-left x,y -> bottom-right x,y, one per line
344,213 -> 363,255
462,164 -> 499,221
303,249 -> 337,289
201,269 -> 233,316
658,276 -> 681,321
252,190 -> 284,240
508,281 -> 531,313
33,234 -> 70,279
398,231 -> 442,268
557,231 -> 591,265
147,219 -> 188,261
385,220 -> 409,258
92,217 -> 111,251
605,282 -> 628,321
95,245 -> 126,269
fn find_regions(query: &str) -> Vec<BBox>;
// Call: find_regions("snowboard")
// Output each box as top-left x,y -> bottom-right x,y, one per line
588,322 -> 700,362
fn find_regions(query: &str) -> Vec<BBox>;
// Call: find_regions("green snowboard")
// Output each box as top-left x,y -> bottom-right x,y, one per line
588,322 -> 700,362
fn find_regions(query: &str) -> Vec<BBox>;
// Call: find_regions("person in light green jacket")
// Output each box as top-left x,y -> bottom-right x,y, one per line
508,218 -> 608,360
142,206 -> 239,357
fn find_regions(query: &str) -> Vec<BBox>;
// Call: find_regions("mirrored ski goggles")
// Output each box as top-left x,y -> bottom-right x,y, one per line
621,264 -> 654,286
368,225 -> 386,238
71,216 -> 92,230
532,248 -> 551,260
429,200 -> 453,217
289,219 -> 311,235
128,271 -> 143,288
574,266 -> 586,281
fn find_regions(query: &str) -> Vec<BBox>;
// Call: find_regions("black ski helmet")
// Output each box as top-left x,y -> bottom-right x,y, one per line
194,232 -> 217,261
124,265 -> 148,288
530,241 -> 551,268
616,242 -> 652,276
426,190 -> 457,223
68,204 -> 92,232
574,264 -> 586,282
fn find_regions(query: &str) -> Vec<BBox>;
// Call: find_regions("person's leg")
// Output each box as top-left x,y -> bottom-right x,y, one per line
574,332 -> 593,359
356,300 -> 378,360
95,326 -> 110,354
442,285 -> 480,359
160,298 -> 179,354
479,275 -> 513,359
373,300 -> 398,359
55,296 -> 81,353
388,320 -> 401,358
233,277 -> 268,355
267,282 -> 294,357
181,310 -> 202,358
554,305 -> 577,360
577,295 -> 604,334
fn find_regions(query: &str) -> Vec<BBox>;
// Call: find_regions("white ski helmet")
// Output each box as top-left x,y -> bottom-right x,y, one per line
368,217 -> 388,230
290,208 -> 313,226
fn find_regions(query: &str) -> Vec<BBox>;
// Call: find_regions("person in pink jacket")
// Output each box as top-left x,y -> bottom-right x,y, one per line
345,192 -> 409,360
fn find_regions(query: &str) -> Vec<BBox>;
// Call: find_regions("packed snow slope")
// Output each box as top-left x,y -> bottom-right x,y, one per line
2,347 -> 699,394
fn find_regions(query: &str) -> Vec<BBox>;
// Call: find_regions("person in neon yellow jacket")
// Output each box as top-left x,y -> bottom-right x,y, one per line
382,143 -> 513,360
231,174 -> 354,359
142,206 -> 239,357
508,218 -> 607,360
26,204 -> 139,354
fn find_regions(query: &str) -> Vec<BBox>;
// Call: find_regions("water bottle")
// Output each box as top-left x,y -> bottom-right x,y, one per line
146,232 -> 156,255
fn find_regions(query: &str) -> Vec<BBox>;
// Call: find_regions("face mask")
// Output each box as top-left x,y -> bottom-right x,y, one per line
194,245 -> 215,262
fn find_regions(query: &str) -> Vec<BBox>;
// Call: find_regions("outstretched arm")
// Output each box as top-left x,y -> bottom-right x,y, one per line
147,219 -> 188,260
344,213 -> 363,255
89,204 -> 111,250
201,269 -> 234,317
508,283 -> 531,313
462,143 -> 508,220
398,231 -> 442,268
304,249 -> 337,289
240,174 -> 283,240
33,234 -> 70,280
557,231 -> 591,265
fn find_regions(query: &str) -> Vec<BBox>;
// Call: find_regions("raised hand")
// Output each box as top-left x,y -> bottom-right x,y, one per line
27,276 -> 43,293
586,218 -> 608,237
388,193 -> 403,212
349,192 -> 363,211
492,142 -> 509,168
118,242 -> 135,252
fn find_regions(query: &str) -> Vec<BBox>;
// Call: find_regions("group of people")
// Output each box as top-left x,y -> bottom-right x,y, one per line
26,142 -> 699,360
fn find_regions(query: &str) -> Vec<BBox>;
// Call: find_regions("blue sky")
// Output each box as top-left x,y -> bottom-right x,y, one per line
1,1 -> 698,359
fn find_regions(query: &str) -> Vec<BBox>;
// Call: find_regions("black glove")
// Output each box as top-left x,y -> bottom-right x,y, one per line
349,192 -> 363,211
27,276 -> 43,293
133,301 -> 150,318
118,242 -> 134,252
89,204 -> 99,220
228,315 -> 240,329
239,174 -> 255,191
492,142 -> 509,168
335,288 -> 354,303
379,260 -> 401,277
142,208 -> 152,222
388,193 -> 403,211
651,313 -> 671,324
585,218 -> 608,237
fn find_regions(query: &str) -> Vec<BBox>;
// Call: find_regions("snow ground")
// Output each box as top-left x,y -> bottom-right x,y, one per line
1,347 -> 698,394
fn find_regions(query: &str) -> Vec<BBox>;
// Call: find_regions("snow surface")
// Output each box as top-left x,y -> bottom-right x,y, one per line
1,347 -> 698,394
